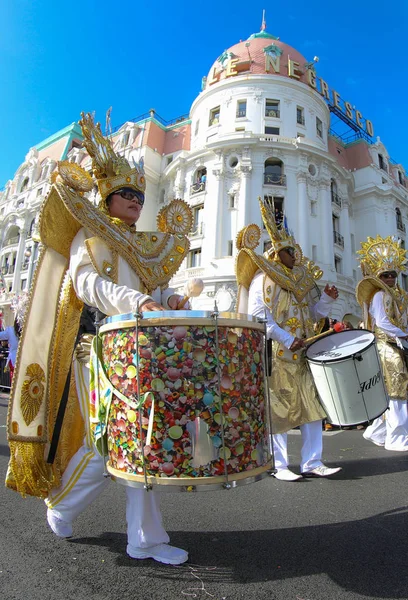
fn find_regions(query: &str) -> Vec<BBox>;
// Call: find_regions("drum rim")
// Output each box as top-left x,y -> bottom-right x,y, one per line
305,328 -> 376,363
99,310 -> 265,333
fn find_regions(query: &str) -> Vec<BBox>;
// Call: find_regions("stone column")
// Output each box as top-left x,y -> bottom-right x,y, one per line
296,172 -> 309,255
213,168 -> 225,258
237,166 -> 251,232
318,180 -> 334,267
12,228 -> 27,292
340,199 -> 352,276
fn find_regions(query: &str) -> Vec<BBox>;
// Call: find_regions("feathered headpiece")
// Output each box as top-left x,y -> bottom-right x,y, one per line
53,111 -> 146,215
10,292 -> 29,328
79,112 -> 146,203
357,235 -> 407,277
258,197 -> 303,264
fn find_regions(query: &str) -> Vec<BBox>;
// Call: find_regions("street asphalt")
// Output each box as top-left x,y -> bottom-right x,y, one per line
1,390 -> 407,600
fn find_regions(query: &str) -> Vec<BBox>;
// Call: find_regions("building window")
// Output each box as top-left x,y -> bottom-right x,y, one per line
402,274 -> 408,291
378,153 -> 387,172
227,240 -> 233,256
21,280 -> 27,291
265,99 -> 280,118
236,100 -> 247,118
311,200 -> 317,216
195,120 -> 200,136
297,132 -> 305,138
333,215 -> 344,248
209,106 -> 220,126
316,117 -> 323,139
188,248 -> 202,268
334,255 -> 342,274
331,180 -> 341,207
36,187 -> 43,197
353,269 -> 358,281
312,245 -> 317,261
297,106 -> 305,125
191,168 -> 207,194
192,205 -> 204,235
264,159 -> 285,186
396,208 -> 405,232
398,171 -> 405,186
265,127 -> 280,135
20,177 -> 29,193
122,132 -> 130,147
228,193 -> 236,209
166,155 -> 173,166
351,234 -> 355,253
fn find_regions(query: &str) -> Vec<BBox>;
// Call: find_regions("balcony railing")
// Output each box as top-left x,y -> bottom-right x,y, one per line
190,182 -> 206,195
265,109 -> 280,118
397,221 -> 406,233
331,192 -> 342,207
333,230 -> 344,248
297,115 -> 305,126
236,110 -> 246,118
264,174 -> 286,186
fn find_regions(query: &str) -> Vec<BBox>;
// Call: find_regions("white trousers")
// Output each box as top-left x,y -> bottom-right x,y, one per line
272,420 -> 323,473
45,358 -> 170,548
363,399 -> 408,451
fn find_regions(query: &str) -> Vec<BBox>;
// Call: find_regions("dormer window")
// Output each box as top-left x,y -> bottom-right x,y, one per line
378,153 -> 387,172
265,99 -> 280,118
209,106 -> 220,126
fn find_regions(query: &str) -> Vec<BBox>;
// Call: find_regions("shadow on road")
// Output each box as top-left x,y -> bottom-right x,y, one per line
70,505 -> 408,598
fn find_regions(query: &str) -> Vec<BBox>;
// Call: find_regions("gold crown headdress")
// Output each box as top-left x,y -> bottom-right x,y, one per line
258,196 -> 303,263
78,112 -> 146,204
357,235 -> 407,277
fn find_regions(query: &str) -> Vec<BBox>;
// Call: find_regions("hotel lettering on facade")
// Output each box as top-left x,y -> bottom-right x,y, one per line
0,27 -> 406,324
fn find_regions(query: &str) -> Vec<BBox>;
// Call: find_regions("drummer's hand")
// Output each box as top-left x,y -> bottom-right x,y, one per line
289,337 -> 305,352
168,294 -> 190,310
324,284 -> 339,299
140,300 -> 165,313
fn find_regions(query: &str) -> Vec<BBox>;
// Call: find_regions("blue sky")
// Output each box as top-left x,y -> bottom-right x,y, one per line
1,0 -> 407,186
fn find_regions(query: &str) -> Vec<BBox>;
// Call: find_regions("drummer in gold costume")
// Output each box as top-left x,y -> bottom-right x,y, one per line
356,235 -> 408,451
236,199 -> 342,481
6,112 -> 193,564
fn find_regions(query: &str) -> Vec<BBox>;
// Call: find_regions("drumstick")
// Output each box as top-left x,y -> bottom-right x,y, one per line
303,322 -> 345,346
177,278 -> 204,309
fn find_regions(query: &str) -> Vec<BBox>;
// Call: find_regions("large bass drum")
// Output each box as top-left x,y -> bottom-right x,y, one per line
305,329 -> 388,426
98,311 -> 272,491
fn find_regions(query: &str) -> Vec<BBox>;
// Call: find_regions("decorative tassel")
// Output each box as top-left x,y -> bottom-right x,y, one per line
6,441 -> 60,498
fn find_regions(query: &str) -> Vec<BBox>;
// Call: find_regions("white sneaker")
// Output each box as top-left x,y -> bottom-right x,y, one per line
47,508 -> 73,538
302,465 -> 342,478
127,543 -> 188,565
273,469 -> 303,482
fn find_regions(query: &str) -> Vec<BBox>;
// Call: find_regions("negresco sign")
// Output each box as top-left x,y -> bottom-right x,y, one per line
208,54 -> 374,138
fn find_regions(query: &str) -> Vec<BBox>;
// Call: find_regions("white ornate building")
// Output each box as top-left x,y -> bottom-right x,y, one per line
1,27 -> 407,324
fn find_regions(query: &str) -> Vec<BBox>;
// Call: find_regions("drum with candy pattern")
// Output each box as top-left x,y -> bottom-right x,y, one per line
99,311 -> 273,491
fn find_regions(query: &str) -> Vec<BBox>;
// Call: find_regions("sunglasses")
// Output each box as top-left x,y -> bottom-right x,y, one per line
380,271 -> 397,278
114,188 -> 145,205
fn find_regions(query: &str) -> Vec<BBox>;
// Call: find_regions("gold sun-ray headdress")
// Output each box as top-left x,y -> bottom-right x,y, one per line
357,235 -> 407,277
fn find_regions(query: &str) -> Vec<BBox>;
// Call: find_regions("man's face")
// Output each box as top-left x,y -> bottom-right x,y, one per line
108,188 -> 144,225
379,270 -> 398,288
278,247 -> 296,270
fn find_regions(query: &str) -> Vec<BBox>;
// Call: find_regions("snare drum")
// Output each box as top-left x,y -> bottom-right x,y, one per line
306,329 -> 388,426
99,311 -> 272,491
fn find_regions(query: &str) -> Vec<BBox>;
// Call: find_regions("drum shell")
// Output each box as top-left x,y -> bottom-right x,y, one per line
99,311 -> 272,491
306,330 -> 388,426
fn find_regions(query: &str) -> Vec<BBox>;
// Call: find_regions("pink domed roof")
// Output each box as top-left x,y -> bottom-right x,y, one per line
206,30 -> 310,86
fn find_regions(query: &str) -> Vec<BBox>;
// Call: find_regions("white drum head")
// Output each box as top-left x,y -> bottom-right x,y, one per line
306,329 -> 375,363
